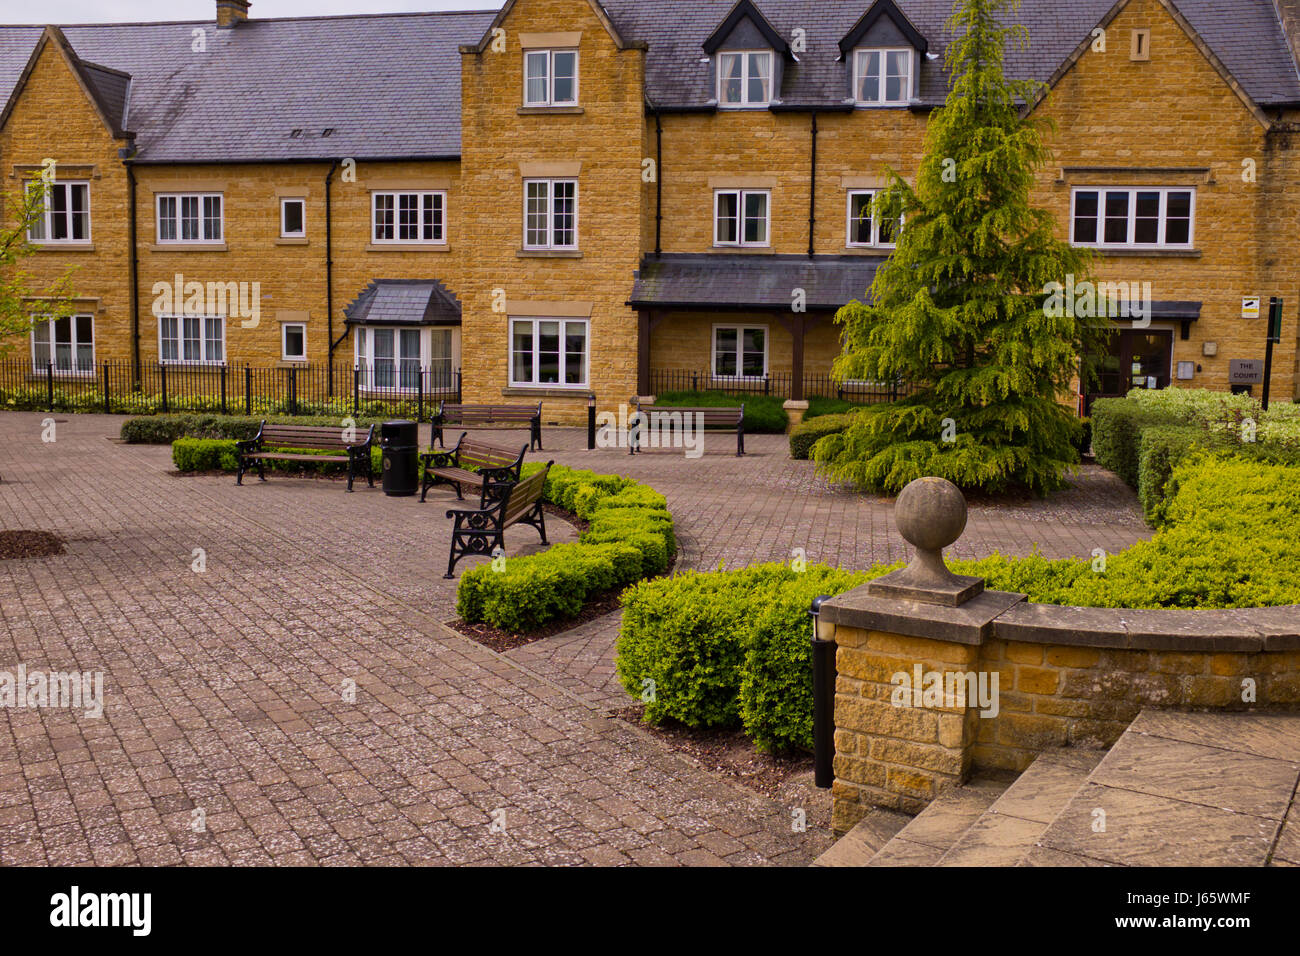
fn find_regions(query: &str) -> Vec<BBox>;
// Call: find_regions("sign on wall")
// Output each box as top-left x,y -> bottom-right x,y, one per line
1229,359 -> 1264,384
1241,297 -> 1261,319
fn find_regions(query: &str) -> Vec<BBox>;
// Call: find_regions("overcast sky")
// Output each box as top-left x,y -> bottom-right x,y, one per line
12,0 -> 501,24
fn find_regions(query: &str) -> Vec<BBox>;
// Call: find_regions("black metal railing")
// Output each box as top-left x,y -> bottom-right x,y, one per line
649,369 -> 911,403
0,360 -> 462,420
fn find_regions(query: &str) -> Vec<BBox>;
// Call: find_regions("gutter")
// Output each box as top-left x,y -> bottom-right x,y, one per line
808,111 -> 818,258
122,152 -> 141,386
653,102 -> 663,257
324,159 -> 340,394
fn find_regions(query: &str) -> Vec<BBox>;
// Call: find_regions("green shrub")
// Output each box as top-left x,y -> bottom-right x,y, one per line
804,397 -> 868,421
789,413 -> 855,460
1136,425 -> 1209,526
123,413 -> 386,444
1089,398 -> 1180,487
172,438 -> 240,472
654,390 -> 787,433
456,465 -> 675,633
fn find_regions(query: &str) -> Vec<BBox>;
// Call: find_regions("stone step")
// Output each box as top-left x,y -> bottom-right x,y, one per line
813,807 -> 911,866
1030,710 -> 1300,867
863,773 -> 1012,866
936,749 -> 1106,867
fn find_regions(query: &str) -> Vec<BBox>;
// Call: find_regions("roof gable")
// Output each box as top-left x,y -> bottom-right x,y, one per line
1028,0 -> 1273,128
838,0 -> 929,57
0,25 -> 132,141
467,0 -> 633,53
703,0 -> 791,57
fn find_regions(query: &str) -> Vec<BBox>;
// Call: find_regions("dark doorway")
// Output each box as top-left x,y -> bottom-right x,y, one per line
1084,329 -> 1173,413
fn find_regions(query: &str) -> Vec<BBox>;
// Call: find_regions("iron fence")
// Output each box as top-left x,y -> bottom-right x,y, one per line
0,360 -> 462,420
649,369 -> 911,403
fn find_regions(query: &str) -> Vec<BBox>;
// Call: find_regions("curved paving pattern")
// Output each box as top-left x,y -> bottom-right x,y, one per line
0,414 -> 1148,866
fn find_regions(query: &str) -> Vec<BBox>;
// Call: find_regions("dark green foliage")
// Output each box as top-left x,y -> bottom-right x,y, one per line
1089,398 -> 1180,487
455,465 -> 675,632
653,390 -> 787,433
124,413 -> 385,445
804,397 -> 867,420
170,437 -> 383,477
815,0 -> 1102,496
789,413 -> 856,460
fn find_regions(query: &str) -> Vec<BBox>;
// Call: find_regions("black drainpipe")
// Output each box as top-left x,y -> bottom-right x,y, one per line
808,111 -> 818,258
810,594 -> 836,789
124,156 -> 141,387
324,159 -> 340,395
654,105 -> 663,257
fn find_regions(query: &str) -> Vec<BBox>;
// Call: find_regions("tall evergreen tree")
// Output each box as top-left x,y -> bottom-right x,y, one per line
815,0 -> 1103,495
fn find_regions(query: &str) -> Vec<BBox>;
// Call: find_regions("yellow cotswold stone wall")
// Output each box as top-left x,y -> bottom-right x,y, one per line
0,36 -> 132,365
459,0 -> 647,423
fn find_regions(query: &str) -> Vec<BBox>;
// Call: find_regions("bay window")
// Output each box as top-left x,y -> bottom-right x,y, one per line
354,327 -> 455,392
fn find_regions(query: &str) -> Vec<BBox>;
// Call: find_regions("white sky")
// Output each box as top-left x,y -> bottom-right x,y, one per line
8,0 -> 501,25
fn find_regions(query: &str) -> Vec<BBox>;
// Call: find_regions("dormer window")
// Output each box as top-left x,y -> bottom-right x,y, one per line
718,50 -> 772,107
524,49 -> 578,107
854,48 -> 912,105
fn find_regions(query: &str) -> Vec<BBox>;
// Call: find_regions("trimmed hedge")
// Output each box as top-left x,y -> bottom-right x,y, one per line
789,413 -> 855,460
619,454 -> 1300,754
124,413 -> 387,445
1089,398 -> 1180,488
455,464 -> 675,633
654,390 -> 787,433
171,437 -> 383,477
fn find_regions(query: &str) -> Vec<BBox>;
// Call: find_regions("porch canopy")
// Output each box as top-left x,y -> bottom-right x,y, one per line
628,254 -> 882,400
343,278 -> 462,326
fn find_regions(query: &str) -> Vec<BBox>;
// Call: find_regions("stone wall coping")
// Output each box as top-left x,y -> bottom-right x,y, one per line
825,584 -> 1300,651
992,602 -> 1300,652
821,587 -> 1026,646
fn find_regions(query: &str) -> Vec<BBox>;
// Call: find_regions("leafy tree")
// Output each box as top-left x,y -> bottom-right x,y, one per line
1,182 -> 77,354
815,0 -> 1104,495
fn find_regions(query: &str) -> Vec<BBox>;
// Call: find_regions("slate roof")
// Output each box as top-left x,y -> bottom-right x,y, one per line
344,279 -> 463,326
629,253 -> 882,310
0,1 -> 1297,162
0,12 -> 496,161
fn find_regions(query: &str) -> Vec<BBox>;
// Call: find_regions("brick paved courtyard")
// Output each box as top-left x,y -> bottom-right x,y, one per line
0,413 -> 1148,866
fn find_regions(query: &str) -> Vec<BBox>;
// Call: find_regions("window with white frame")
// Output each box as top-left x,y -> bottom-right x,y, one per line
846,190 -> 900,247
523,179 -> 578,250
27,181 -> 90,243
157,194 -> 223,243
158,314 -> 226,364
714,189 -> 770,246
372,191 -> 445,244
854,48 -> 912,105
1071,187 -> 1195,248
524,49 -> 578,106
510,317 -> 588,388
31,314 -> 94,374
712,324 -> 767,379
718,50 -> 773,107
354,326 -> 423,390
280,198 -> 306,238
282,322 -> 307,361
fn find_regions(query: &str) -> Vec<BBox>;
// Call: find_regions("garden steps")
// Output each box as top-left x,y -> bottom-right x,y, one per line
837,710 -> 1300,867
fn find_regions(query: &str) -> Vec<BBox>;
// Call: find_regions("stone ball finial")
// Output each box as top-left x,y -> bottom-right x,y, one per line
866,476 -> 983,607
895,476 -> 968,551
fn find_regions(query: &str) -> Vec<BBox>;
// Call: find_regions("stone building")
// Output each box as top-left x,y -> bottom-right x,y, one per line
2,0 -> 1299,421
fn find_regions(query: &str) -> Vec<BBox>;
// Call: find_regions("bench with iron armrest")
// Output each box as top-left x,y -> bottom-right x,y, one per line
433,402 -> 543,451
235,421 -> 376,491
444,462 -> 552,578
420,432 -> 527,502
629,400 -> 745,457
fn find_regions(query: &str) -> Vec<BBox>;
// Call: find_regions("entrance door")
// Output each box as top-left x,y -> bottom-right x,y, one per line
1084,329 -> 1173,413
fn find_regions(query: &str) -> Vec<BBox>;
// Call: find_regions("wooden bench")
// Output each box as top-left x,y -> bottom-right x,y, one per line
235,421 -> 376,492
629,401 -> 745,457
444,462 -> 553,578
420,432 -> 527,502
433,402 -> 543,451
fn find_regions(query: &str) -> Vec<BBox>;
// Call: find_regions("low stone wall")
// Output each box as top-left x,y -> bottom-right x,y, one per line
824,590 -> 1300,833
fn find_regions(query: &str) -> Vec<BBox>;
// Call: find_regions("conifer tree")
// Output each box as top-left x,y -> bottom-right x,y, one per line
815,0 -> 1103,495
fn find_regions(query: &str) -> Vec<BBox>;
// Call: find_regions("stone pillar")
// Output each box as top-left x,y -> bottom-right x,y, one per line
783,399 -> 809,431
822,478 -> 1025,831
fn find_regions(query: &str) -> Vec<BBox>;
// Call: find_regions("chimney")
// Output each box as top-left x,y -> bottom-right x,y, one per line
216,0 -> 250,28
1276,0 -> 1300,68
